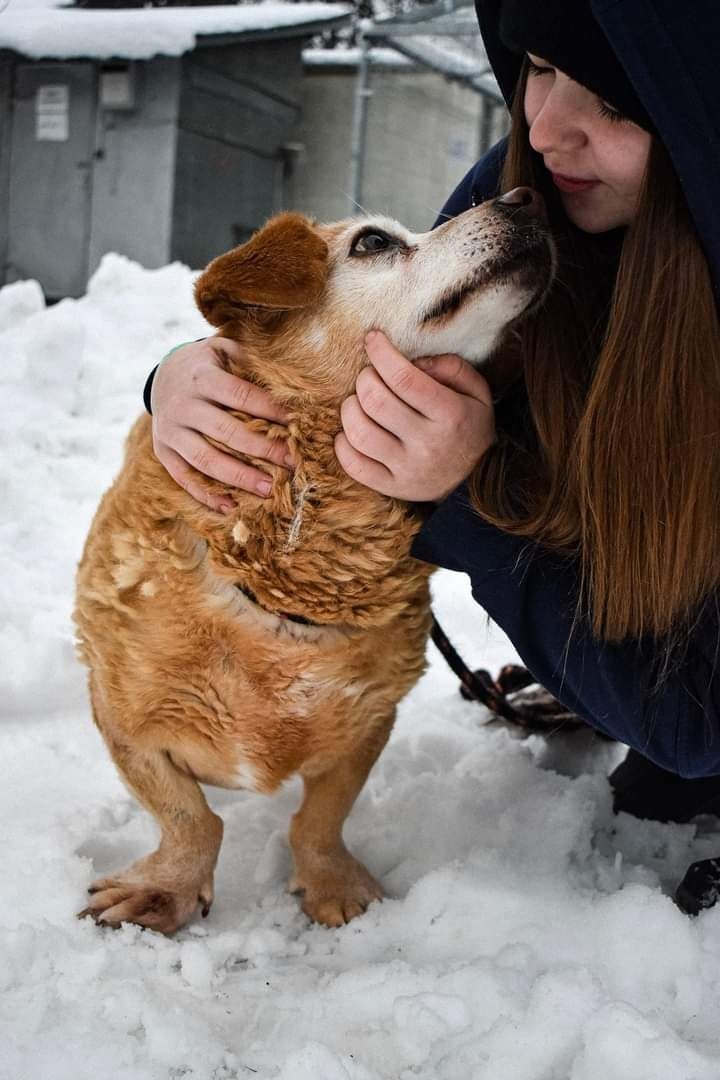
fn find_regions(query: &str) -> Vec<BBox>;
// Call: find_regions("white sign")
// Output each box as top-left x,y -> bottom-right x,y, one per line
36,85 -> 69,142
100,69 -> 134,110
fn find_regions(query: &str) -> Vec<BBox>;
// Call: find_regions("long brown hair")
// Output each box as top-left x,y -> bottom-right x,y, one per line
470,61 -> 720,644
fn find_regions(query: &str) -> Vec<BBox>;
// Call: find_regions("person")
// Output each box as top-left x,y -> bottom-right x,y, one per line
143,0 -> 720,911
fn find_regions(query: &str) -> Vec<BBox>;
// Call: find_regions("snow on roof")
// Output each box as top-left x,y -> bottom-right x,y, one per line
0,2 -> 353,61
303,46 -> 415,68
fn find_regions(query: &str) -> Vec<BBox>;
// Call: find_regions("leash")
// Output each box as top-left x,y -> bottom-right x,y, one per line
431,615 -> 524,722
430,613 -> 603,735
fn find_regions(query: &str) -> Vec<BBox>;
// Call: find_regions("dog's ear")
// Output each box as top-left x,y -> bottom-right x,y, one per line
195,213 -> 329,327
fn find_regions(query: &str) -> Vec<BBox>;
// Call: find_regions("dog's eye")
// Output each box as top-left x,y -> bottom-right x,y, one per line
350,230 -> 397,255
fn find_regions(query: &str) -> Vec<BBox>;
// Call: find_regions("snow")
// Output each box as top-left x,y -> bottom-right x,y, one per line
3,0 -> 68,9
0,2 -> 352,61
303,46 -> 414,69
3,256 -> 720,1078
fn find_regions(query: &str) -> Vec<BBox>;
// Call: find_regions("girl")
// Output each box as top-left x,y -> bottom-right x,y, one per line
144,0 -> 720,911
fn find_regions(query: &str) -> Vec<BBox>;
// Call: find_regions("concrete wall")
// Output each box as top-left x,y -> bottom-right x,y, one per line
88,58 -> 181,276
172,40 -> 304,270
294,64 -> 509,231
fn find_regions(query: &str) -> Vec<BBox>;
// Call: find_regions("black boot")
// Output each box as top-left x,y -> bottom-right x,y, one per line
676,859 -> 720,916
609,750 -> 720,823
610,750 -> 720,914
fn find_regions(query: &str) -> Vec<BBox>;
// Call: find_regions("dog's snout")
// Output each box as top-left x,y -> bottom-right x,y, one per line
495,187 -> 547,223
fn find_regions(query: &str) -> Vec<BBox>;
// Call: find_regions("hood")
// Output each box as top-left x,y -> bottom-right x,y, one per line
475,0 -> 720,304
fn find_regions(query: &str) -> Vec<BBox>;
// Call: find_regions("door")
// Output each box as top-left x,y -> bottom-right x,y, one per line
7,63 -> 96,298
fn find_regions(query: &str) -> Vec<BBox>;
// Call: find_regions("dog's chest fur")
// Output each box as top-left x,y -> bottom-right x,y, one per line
75,414 -> 432,794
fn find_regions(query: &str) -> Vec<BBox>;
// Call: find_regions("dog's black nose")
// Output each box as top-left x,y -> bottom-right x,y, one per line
495,187 -> 547,222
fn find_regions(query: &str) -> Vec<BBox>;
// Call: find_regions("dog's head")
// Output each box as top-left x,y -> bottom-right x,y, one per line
195,190 -> 555,401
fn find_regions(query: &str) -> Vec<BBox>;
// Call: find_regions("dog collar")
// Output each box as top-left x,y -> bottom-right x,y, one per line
236,583 -> 319,627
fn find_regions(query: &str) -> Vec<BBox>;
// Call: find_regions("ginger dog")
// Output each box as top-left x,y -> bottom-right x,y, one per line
75,190 -> 554,933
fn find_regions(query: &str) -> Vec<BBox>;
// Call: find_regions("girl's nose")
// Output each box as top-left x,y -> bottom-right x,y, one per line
528,86 -> 589,156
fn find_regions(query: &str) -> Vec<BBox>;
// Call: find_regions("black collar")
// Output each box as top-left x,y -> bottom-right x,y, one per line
236,583 -> 319,627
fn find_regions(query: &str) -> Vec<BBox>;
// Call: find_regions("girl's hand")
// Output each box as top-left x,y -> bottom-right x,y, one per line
335,331 -> 495,503
151,337 -> 293,512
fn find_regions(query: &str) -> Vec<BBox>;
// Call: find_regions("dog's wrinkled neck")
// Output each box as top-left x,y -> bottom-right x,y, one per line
202,411 -> 427,629
192,331 -> 431,629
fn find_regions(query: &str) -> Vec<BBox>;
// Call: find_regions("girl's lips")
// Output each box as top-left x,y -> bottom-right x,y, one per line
551,173 -> 600,193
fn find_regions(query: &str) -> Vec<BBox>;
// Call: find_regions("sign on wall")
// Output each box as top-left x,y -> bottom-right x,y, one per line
35,85 -> 69,142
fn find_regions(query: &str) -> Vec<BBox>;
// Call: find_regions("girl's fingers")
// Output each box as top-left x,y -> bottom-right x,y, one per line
202,365 -> 291,425
363,331 -> 443,418
414,354 -> 492,406
365,331 -> 492,421
159,430 -> 273,497
340,394 -> 404,464
158,446 -> 236,513
354,364 -> 426,440
190,401 -> 292,467
334,432 -> 396,495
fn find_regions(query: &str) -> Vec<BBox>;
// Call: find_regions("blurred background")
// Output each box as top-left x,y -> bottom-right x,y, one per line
0,0 -> 508,300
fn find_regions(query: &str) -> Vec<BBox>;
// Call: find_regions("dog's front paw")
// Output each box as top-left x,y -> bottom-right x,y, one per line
290,851 -> 384,927
78,871 -> 214,933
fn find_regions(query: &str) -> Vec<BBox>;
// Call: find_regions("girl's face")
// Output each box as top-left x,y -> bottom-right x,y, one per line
523,53 -> 652,233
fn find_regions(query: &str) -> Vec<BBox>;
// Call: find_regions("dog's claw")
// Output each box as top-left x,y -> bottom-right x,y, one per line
198,885 -> 214,918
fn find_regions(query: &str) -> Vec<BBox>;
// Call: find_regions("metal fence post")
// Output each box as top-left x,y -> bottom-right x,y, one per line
349,34 -> 371,214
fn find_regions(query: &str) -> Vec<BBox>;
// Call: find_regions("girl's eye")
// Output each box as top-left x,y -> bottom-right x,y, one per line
596,99 -> 628,125
527,55 -> 629,125
527,58 -> 554,76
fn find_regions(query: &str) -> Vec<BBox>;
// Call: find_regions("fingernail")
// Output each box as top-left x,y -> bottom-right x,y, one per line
365,330 -> 379,345
219,501 -> 235,514
416,357 -> 433,370
258,480 -> 272,497
284,452 -> 295,469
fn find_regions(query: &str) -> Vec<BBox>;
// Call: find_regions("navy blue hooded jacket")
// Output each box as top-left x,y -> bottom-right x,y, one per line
411,0 -> 720,777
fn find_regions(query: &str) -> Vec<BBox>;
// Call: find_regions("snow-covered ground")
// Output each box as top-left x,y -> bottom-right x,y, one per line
2,258 -> 720,1080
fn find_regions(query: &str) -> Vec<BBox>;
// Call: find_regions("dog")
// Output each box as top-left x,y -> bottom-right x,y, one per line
74,189 -> 554,933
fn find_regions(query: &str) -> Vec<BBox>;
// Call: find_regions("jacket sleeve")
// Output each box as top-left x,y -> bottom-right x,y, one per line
143,366 -> 157,414
412,486 -> 720,778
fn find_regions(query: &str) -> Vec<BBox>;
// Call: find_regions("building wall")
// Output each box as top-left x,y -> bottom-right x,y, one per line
88,58 -> 181,277
0,54 -> 13,286
0,38 -> 307,295
5,60 -> 98,297
0,43 -> 509,297
0,55 -> 179,295
294,65 -> 509,231
172,40 -> 304,270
